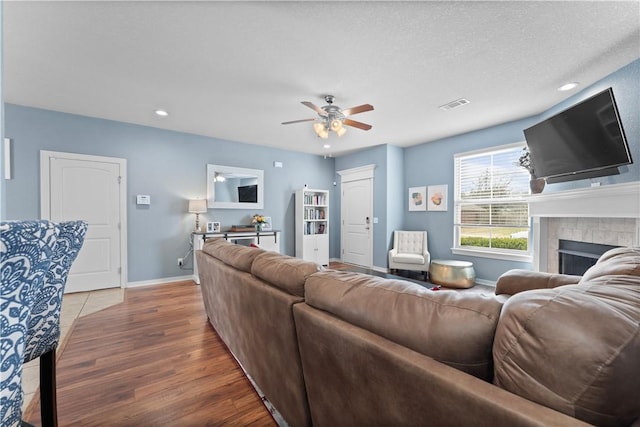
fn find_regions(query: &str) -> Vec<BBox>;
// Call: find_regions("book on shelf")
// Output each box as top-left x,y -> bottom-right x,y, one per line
304,193 -> 327,205
304,221 -> 327,235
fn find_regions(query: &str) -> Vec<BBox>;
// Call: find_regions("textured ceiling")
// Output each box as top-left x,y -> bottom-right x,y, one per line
4,1 -> 640,156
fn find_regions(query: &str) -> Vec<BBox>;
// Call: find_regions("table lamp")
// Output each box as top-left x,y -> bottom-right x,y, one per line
188,199 -> 207,232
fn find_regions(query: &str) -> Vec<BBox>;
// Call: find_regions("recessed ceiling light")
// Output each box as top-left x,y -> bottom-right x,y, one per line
154,109 -> 169,117
558,82 -> 579,92
323,144 -> 331,149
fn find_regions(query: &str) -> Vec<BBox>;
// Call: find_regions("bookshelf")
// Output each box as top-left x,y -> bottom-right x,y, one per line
295,188 -> 329,265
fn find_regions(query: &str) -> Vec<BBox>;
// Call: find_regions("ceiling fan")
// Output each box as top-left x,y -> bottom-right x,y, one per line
282,95 -> 374,139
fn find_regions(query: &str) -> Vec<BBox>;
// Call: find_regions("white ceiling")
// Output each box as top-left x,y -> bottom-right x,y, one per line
4,1 -> 639,157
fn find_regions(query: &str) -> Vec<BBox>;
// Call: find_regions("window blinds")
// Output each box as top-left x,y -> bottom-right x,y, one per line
454,145 -> 531,251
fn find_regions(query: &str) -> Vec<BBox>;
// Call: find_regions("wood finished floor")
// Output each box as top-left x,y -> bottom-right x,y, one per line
24,263 -> 492,426
24,281 -> 276,427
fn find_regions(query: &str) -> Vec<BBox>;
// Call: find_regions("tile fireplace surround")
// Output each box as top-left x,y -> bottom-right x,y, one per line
529,181 -> 640,273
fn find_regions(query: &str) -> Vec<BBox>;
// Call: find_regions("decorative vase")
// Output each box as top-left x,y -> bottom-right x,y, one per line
255,223 -> 263,232
529,176 -> 546,194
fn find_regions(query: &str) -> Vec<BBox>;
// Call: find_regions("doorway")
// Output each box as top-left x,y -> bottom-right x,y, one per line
338,165 -> 375,268
40,151 -> 127,292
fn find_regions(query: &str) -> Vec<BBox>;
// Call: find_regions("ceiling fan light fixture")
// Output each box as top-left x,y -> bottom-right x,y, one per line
283,95 -> 373,140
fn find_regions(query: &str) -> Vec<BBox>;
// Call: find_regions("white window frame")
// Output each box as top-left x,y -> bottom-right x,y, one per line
452,142 -> 532,262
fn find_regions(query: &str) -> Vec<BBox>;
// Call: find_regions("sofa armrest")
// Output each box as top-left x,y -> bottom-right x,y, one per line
495,269 -> 581,296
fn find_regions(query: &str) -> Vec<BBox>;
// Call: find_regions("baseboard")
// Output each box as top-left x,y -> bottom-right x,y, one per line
126,275 -> 195,288
474,278 -> 496,287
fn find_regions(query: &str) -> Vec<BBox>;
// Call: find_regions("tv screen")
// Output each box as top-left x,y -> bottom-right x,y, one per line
523,87 -> 632,182
238,184 -> 257,203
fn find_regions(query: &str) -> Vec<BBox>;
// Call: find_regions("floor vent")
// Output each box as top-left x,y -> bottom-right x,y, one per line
439,98 -> 470,111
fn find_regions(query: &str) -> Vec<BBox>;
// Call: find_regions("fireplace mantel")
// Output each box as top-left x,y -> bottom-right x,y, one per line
528,181 -> 640,218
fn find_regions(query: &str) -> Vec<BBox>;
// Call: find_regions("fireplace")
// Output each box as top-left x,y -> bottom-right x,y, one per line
558,239 -> 618,276
528,182 -> 640,274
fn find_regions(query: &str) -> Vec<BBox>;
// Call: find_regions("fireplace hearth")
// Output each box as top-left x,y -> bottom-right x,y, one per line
558,240 -> 618,276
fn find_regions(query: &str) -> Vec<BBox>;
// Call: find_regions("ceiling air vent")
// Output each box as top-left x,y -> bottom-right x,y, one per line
439,98 -> 470,111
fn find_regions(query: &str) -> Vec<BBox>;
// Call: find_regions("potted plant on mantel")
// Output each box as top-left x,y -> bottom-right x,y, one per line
517,147 -> 546,194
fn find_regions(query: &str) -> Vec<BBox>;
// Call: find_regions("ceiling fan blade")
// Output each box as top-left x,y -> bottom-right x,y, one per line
301,101 -> 327,116
281,118 -> 316,125
344,118 -> 372,131
342,104 -> 374,116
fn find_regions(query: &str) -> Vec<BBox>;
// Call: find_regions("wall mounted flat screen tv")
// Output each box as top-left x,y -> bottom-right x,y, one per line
523,87 -> 632,183
238,184 -> 258,203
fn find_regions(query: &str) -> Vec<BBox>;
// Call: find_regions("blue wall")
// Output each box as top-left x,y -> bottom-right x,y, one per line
4,59 -> 638,284
402,59 -> 639,282
0,2 -> 5,219
404,118 -> 538,281
4,105 -> 335,282
386,145 -> 404,254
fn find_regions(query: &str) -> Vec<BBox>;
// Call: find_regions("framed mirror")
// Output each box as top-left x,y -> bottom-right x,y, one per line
207,164 -> 264,209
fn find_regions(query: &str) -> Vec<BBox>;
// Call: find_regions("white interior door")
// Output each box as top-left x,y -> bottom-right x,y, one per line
41,151 -> 127,293
341,178 -> 373,267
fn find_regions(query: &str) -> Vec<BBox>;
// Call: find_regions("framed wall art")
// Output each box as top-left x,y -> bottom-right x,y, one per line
427,185 -> 448,211
206,221 -> 221,233
408,186 -> 427,211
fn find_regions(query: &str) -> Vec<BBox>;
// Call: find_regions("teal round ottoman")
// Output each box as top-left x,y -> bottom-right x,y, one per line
429,259 -> 476,289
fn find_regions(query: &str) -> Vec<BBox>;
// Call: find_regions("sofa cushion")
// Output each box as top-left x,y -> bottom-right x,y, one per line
493,281 -> 640,427
391,253 -> 425,264
305,270 -> 505,380
202,238 -> 263,273
579,247 -> 640,284
251,252 -> 322,297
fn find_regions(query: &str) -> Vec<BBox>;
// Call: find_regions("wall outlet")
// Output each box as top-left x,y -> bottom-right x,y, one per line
177,258 -> 184,267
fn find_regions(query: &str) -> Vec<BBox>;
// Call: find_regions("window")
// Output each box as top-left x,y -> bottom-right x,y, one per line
453,143 -> 531,261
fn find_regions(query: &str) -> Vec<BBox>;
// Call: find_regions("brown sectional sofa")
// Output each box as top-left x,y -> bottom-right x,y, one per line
197,240 -> 321,426
196,239 -> 640,427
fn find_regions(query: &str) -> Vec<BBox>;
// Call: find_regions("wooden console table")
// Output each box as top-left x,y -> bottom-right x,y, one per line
191,230 -> 281,284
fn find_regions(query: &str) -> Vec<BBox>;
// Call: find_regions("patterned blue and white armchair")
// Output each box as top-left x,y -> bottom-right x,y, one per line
24,220 -> 88,426
1,221 -> 60,427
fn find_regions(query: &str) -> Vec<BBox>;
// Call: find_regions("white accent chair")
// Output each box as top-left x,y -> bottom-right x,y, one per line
388,230 -> 430,280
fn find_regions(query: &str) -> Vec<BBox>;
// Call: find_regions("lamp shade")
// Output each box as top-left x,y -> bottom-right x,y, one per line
188,199 -> 207,213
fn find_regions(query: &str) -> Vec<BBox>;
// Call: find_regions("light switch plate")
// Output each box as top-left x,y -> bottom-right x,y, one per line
136,194 -> 151,205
